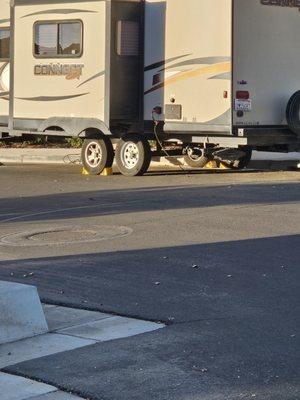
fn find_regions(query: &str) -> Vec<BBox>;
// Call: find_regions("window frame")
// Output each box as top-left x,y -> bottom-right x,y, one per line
0,27 -> 10,62
33,19 -> 83,59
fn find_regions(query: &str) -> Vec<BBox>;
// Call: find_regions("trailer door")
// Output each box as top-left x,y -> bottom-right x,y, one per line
110,0 -> 143,122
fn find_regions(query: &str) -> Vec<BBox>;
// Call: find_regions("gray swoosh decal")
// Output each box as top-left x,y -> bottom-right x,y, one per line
162,57 -> 231,71
16,0 -> 103,4
0,63 -> 9,93
144,54 -> 192,72
205,109 -> 231,125
0,62 -> 8,75
0,92 -> 9,97
22,9 -> 97,18
17,93 -> 89,101
77,71 -> 105,88
209,72 -> 231,80
0,19 -> 10,24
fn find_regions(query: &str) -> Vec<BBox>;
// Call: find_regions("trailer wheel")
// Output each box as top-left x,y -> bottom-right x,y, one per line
184,147 -> 209,168
81,137 -> 114,175
115,134 -> 151,176
233,147 -> 253,169
286,91 -> 300,136
214,147 -> 252,169
224,147 -> 252,170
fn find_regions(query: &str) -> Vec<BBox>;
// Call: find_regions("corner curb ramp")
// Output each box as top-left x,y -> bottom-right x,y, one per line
0,281 -> 48,344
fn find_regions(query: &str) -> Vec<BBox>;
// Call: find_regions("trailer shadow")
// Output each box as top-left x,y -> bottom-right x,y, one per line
0,181 -> 299,224
0,235 -> 299,399
0,234 -> 298,323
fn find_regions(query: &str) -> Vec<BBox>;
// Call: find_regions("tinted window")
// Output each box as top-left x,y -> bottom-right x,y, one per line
59,22 -> 81,55
0,29 -> 10,60
34,21 -> 82,57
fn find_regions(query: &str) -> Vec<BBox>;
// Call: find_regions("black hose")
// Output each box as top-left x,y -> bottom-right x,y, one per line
151,113 -> 187,171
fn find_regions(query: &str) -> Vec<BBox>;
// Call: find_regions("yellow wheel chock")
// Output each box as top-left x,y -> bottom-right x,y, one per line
204,161 -> 230,170
81,167 -> 89,175
81,167 -> 113,176
219,163 -> 230,169
101,167 -> 113,176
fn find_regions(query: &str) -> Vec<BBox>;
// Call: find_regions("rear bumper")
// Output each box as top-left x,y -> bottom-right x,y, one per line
191,126 -> 299,150
238,126 -> 297,147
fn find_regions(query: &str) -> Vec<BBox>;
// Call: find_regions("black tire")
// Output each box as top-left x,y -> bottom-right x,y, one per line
81,137 -> 114,175
215,147 -> 252,170
234,147 -> 253,169
115,134 -> 151,176
184,147 -> 209,168
286,91 -> 300,136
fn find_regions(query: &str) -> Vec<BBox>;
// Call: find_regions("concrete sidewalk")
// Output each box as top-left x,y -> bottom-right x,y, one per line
0,148 -> 299,170
0,304 -> 163,400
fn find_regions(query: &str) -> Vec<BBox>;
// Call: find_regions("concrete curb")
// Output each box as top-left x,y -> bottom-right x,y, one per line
0,148 -> 299,170
0,148 -> 81,165
0,281 -> 48,344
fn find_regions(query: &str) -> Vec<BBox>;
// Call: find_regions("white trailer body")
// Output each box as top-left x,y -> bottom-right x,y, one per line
13,1 -> 106,123
0,0 -> 10,126
233,0 -> 300,128
4,0 -> 143,136
144,0 -> 232,133
144,0 -> 300,149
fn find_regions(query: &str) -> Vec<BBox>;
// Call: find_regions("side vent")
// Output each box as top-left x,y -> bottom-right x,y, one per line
116,21 -> 139,56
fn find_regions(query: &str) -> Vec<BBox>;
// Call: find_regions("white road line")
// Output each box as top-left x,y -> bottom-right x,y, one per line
0,200 -> 143,224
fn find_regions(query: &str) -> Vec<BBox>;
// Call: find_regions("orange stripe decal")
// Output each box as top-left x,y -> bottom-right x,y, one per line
145,62 -> 231,95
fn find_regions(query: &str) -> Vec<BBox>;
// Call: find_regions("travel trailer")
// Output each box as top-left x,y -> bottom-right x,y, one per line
0,0 -> 10,127
0,0 -> 300,176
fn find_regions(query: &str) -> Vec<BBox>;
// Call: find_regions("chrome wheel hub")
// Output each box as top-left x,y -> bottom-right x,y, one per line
85,141 -> 102,167
187,147 -> 203,161
121,142 -> 139,169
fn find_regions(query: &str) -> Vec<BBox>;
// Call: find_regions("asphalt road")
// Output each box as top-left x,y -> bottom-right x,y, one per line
0,165 -> 299,400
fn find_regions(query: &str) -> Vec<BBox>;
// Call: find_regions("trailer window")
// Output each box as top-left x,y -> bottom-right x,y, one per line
34,21 -> 82,58
116,21 -> 139,56
0,28 -> 10,60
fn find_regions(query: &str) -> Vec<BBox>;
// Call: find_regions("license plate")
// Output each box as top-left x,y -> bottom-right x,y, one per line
235,99 -> 252,112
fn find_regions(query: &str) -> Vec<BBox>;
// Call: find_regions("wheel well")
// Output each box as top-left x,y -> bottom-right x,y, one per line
81,128 -> 107,139
43,126 -> 64,132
